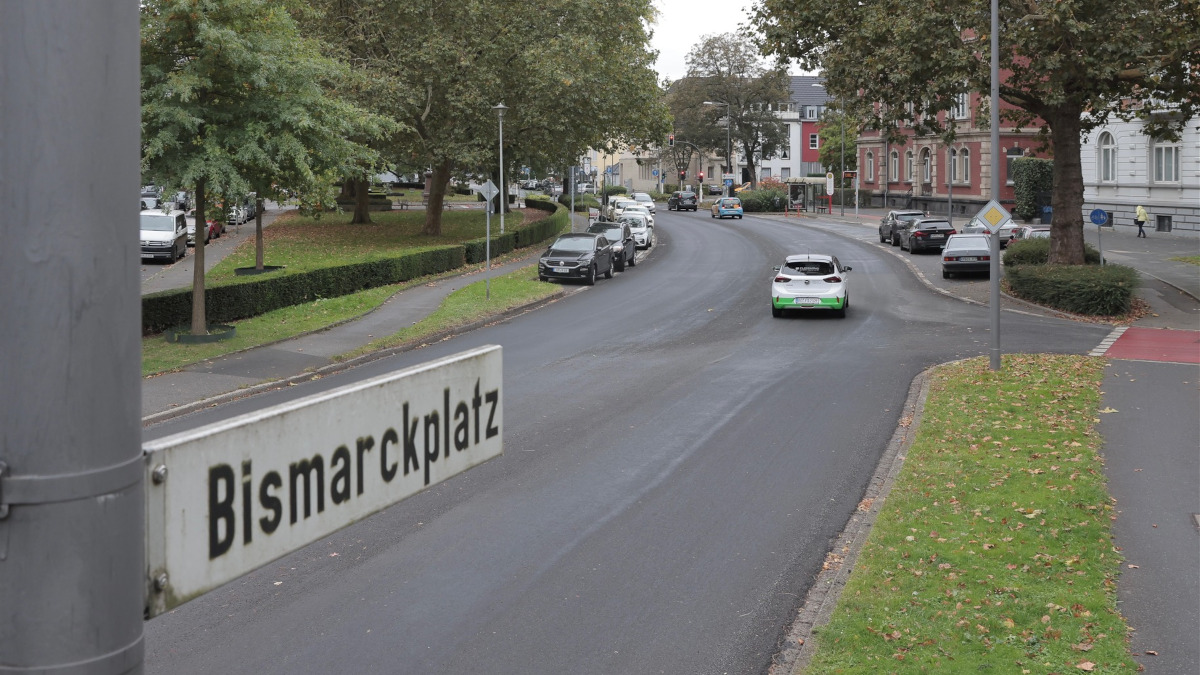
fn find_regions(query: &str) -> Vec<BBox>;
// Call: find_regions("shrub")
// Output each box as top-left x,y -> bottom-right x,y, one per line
738,188 -> 788,212
463,201 -> 567,263
1003,238 -> 1102,267
1011,157 -> 1053,222
557,193 -> 600,212
601,185 -> 628,196
1006,263 -> 1138,315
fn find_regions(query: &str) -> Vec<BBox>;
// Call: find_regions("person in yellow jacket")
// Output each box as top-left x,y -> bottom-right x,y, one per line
1135,204 -> 1149,237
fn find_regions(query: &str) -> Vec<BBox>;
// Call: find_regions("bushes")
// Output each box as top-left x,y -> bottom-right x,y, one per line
1011,157 -> 1053,222
557,193 -> 600,212
601,185 -> 628,196
738,189 -> 788,212
1003,238 -> 1103,267
1006,264 -> 1138,316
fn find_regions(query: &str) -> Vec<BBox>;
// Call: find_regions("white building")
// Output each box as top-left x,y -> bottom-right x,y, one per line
1081,115 -> 1199,233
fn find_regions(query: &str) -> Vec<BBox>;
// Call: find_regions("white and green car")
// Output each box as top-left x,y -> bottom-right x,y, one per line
771,254 -> 851,318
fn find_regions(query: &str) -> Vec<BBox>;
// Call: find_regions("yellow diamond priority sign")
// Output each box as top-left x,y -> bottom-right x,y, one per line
978,199 -> 1011,227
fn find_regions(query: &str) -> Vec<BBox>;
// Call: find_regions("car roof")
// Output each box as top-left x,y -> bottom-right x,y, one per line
632,192 -> 651,198
783,253 -> 834,263
556,233 -> 598,240
946,233 -> 989,243
140,209 -> 184,216
892,210 -> 924,216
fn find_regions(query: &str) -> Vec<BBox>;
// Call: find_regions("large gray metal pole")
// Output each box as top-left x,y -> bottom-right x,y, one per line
989,0 -> 1002,370
1,2 -> 145,674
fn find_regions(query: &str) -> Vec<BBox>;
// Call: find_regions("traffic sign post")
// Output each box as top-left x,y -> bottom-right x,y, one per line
478,180 -> 500,298
142,346 -> 504,618
974,200 -> 1011,367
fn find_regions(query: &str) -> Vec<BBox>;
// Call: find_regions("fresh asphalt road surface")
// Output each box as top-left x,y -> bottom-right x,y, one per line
143,208 -> 1113,674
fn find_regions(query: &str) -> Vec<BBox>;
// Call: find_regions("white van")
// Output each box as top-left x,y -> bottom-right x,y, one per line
140,209 -> 187,262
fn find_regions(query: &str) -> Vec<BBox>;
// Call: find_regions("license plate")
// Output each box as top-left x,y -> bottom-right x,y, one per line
553,267 -> 569,273
794,297 -> 818,306
959,256 -> 978,262
929,233 -> 944,239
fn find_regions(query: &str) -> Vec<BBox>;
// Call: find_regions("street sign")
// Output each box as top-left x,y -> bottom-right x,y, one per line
724,179 -> 733,187
977,199 -> 1012,227
652,169 -> 659,177
142,346 -> 504,617
1090,208 -> 1108,225
478,180 -> 499,203
825,172 -> 834,195
721,173 -> 735,181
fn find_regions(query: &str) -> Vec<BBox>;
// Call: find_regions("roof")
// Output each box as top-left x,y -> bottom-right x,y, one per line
788,75 -> 830,106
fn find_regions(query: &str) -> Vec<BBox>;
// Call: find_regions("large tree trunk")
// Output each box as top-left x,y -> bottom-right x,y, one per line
1047,105 -> 1086,265
423,160 -> 452,236
191,179 -> 208,335
351,178 -> 371,224
255,196 -> 265,270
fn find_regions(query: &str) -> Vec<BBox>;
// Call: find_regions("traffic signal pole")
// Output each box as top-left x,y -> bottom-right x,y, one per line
1,3 -> 145,673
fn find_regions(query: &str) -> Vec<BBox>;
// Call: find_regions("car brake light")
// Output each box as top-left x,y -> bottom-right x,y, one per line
949,229 -> 957,235
774,276 -> 790,283
943,256 -> 955,261
824,275 -> 842,283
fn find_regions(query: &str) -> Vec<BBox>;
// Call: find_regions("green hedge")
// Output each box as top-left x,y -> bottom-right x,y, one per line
1003,238 -> 1102,267
143,246 -> 465,334
1011,157 -> 1053,222
738,189 -> 788,212
557,193 -> 601,212
601,185 -> 628,196
1006,263 -> 1138,316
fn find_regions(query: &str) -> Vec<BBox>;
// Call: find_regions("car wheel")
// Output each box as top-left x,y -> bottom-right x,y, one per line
737,215 -> 742,219
628,250 -> 636,267
604,259 -> 613,279
539,275 -> 547,282
942,270 -> 951,279
880,232 -> 887,243
615,256 -> 625,272
711,212 -> 715,218
772,304 -> 783,318
647,229 -> 654,247
891,234 -> 899,246
585,264 -> 596,285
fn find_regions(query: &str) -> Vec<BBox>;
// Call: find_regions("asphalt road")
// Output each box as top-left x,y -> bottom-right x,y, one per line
143,209 -> 1113,674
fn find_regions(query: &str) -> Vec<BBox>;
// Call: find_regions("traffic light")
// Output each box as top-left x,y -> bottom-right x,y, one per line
679,170 -> 686,180
698,172 -> 704,181
668,133 -> 674,147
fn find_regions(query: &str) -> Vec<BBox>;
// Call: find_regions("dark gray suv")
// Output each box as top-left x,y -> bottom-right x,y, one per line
667,190 -> 698,211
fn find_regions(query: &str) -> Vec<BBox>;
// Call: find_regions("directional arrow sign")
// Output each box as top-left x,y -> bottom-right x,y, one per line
977,199 -> 1012,227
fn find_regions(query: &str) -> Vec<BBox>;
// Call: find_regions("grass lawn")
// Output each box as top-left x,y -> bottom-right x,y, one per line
1168,255 -> 1199,266
806,354 -> 1137,674
337,266 -> 560,361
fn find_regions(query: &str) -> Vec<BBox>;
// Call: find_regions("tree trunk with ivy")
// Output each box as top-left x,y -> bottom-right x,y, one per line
423,160 -> 451,236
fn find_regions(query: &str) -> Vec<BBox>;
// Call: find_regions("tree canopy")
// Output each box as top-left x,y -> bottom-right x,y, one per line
753,0 -> 1198,264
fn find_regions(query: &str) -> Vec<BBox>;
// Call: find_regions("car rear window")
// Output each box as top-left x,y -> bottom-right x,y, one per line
783,260 -> 834,275
945,236 -> 988,250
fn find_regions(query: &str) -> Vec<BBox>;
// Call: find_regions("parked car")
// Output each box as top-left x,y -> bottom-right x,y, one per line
710,197 -> 744,219
139,196 -> 160,211
940,234 -> 993,279
619,213 -> 654,249
140,209 -> 188,262
1012,225 -> 1051,240
538,233 -> 614,285
620,204 -> 655,227
959,217 -> 1018,246
185,209 -> 221,245
708,183 -> 724,195
630,191 -> 657,213
770,253 -> 852,318
575,182 -> 596,195
878,210 -> 926,245
667,190 -> 698,211
587,221 -> 636,271
899,218 -> 956,253
606,197 -> 636,220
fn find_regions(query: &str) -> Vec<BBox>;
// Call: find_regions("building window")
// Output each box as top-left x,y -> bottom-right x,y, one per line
809,133 -> 819,149
780,167 -> 791,179
1098,132 -> 1116,183
866,152 -> 875,183
921,149 -> 931,183
948,148 -> 957,183
951,92 -> 969,120
905,150 -> 913,182
889,151 -> 899,183
1154,142 -> 1180,182
761,168 -> 772,180
960,148 -> 970,183
1005,147 -> 1024,185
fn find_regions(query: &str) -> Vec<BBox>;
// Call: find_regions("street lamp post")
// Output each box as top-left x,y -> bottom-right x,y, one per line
703,101 -> 733,197
493,103 -> 507,235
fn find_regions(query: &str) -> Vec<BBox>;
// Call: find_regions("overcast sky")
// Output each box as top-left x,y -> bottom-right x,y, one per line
649,0 -> 802,82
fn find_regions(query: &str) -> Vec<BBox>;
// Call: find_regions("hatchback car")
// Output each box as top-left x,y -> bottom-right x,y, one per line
708,183 -> 724,195
711,197 -> 743,219
620,204 -> 655,227
899,218 -> 956,253
959,217 -> 1018,247
538,233 -> 615,285
667,190 -> 698,211
606,197 -> 636,220
770,254 -> 852,318
619,213 -> 654,249
631,192 -> 657,213
878,210 -> 926,245
1012,225 -> 1050,240
587,221 -> 637,271
940,234 -> 992,278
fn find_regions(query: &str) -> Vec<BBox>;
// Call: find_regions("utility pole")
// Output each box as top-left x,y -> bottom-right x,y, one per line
989,0 -> 1002,370
2,3 -> 145,673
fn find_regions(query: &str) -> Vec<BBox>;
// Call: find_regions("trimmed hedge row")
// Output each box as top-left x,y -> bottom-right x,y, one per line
738,189 -> 788,212
1006,263 -> 1138,316
1003,238 -> 1102,267
143,202 -> 570,334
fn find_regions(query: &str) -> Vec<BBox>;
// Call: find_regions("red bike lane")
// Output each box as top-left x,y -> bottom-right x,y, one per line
1104,327 -> 1200,364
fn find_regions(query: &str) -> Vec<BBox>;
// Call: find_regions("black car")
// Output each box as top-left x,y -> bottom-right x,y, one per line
878,210 -> 926,245
587,221 -> 636,271
899,218 -> 956,253
667,190 -> 698,211
538,233 -> 615,285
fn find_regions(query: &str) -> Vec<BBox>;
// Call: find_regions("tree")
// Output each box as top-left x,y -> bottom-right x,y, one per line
668,34 -> 790,188
816,108 -> 858,183
753,0 -> 1198,264
142,0 -> 387,334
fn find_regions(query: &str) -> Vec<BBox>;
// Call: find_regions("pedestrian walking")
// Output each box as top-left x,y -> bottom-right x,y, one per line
1135,204 -> 1149,237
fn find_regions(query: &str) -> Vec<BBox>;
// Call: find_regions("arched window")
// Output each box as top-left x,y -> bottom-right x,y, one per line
948,148 -> 958,183
866,152 -> 875,183
890,151 -> 899,183
1098,132 -> 1115,183
905,150 -> 914,182
960,148 -> 970,183
921,149 -> 932,183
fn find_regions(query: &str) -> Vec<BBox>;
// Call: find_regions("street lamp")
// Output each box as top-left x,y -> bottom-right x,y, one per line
493,103 -> 507,235
703,101 -> 732,197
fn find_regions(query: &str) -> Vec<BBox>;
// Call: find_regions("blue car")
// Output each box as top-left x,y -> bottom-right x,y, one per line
711,197 -> 743,219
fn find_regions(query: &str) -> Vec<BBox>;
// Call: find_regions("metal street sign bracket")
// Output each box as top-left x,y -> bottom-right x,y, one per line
0,455 -> 143,521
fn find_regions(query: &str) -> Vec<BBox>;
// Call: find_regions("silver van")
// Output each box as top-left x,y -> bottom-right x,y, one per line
140,209 -> 187,262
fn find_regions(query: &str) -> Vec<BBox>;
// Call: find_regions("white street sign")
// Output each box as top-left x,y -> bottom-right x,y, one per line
143,346 -> 503,617
721,173 -> 735,181
478,180 -> 499,202
825,172 -> 834,195
977,199 -> 1012,227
